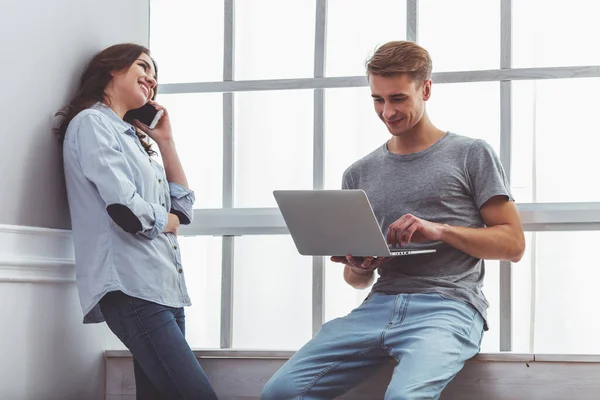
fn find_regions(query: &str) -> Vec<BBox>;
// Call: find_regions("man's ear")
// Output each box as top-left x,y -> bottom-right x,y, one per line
422,79 -> 432,100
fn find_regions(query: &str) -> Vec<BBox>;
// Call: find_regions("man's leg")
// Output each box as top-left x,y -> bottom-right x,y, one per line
382,293 -> 484,400
99,291 -> 218,400
261,293 -> 397,400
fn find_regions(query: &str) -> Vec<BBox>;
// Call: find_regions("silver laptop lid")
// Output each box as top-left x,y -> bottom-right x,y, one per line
273,189 -> 435,257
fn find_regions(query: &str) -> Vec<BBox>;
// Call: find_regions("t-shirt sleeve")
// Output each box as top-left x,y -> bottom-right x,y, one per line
466,139 -> 514,209
341,167 -> 356,190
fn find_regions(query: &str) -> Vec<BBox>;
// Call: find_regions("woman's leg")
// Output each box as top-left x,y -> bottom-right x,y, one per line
100,291 -> 218,400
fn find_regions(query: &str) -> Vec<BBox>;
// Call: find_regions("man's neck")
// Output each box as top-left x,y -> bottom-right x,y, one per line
387,115 -> 445,155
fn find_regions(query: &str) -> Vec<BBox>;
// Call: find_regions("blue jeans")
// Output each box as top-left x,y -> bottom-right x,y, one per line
261,292 -> 484,400
99,291 -> 218,400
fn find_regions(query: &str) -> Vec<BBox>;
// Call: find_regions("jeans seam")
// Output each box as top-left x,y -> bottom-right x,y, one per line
398,294 -> 411,325
298,346 -> 379,399
380,295 -> 410,351
382,295 -> 411,363
129,297 -> 183,398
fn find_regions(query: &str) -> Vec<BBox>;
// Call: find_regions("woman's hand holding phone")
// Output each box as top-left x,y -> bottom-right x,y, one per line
134,100 -> 173,145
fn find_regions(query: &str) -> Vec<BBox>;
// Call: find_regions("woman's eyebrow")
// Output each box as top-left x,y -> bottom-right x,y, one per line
137,58 -> 156,78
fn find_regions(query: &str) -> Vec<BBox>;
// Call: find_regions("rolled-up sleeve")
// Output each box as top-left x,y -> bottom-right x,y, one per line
74,114 -> 167,239
169,182 -> 195,225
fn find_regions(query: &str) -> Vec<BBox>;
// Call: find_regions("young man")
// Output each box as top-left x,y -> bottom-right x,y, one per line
261,41 -> 525,400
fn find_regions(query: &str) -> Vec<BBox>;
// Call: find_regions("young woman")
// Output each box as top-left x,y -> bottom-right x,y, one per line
56,43 -> 218,400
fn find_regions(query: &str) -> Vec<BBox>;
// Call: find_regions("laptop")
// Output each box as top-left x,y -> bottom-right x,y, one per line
273,189 -> 437,257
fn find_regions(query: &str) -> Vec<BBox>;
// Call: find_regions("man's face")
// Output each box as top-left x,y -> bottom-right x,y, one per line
369,74 -> 431,136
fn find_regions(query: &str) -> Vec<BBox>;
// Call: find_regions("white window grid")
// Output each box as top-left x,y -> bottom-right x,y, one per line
155,0 -> 600,350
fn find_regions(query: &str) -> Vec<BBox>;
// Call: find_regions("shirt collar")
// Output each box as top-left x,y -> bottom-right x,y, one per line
91,102 -> 135,135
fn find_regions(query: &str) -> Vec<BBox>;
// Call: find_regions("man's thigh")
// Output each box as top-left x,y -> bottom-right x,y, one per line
262,294 -> 397,400
383,293 -> 484,400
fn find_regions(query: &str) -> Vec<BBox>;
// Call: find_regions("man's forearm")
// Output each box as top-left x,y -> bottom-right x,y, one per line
439,223 -> 525,262
343,266 -> 375,289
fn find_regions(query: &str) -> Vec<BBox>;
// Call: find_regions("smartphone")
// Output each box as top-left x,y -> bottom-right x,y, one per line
124,103 -> 164,129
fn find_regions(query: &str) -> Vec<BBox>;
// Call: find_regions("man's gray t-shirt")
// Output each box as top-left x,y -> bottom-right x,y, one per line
342,132 -> 513,329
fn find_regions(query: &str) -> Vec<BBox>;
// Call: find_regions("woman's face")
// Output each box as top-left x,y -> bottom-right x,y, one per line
110,52 -> 157,111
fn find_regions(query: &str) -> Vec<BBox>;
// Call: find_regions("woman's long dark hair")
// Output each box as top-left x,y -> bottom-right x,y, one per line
55,43 -> 158,155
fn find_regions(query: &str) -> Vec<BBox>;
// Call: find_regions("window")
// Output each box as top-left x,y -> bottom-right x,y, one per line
527,231 -> 600,354
511,78 -> 600,203
512,233 -> 534,353
480,261 -> 500,353
178,236 -> 222,348
234,90 -> 314,208
419,0 -> 500,72
151,0 -> 600,354
157,93 -> 223,209
324,259 -> 373,322
326,0 -> 407,77
232,235 -> 312,349
150,0 -> 224,83
428,82 -> 500,153
324,87 -> 390,190
234,0 -> 315,80
513,0 -> 600,68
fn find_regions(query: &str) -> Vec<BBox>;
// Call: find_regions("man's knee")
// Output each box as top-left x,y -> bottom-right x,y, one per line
384,368 -> 456,400
261,373 -> 299,400
384,382 -> 444,400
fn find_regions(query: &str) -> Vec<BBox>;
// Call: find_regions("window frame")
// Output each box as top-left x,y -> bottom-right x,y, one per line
154,0 -> 600,351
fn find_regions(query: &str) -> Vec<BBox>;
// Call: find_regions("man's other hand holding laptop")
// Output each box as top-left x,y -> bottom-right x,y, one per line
332,212 -> 445,289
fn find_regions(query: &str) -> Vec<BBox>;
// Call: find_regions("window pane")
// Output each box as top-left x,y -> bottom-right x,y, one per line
150,0 -> 224,83
157,93 -> 223,208
480,260 -> 500,353
324,259 -> 373,322
326,0 -> 406,77
179,236 -> 222,348
324,87 -> 391,189
235,0 -> 315,80
512,232 -> 534,353
428,82 -> 501,154
234,90 -> 313,207
513,0 -> 600,68
232,235 -> 312,349
419,0 -> 500,72
512,79 -> 600,203
532,231 -> 600,354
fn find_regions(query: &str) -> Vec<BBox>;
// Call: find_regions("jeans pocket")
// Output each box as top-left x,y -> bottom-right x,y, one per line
432,293 -> 481,339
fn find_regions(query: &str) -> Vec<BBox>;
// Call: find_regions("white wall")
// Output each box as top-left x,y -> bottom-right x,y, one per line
0,0 -> 148,398
0,0 -> 149,229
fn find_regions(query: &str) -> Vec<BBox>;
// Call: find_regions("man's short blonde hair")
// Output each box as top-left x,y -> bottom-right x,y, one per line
366,41 -> 433,85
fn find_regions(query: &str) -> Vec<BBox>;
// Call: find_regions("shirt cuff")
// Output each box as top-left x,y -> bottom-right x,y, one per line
142,203 -> 168,240
169,182 -> 196,202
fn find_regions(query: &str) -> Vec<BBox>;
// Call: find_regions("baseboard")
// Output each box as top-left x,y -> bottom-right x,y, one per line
0,224 -> 75,283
